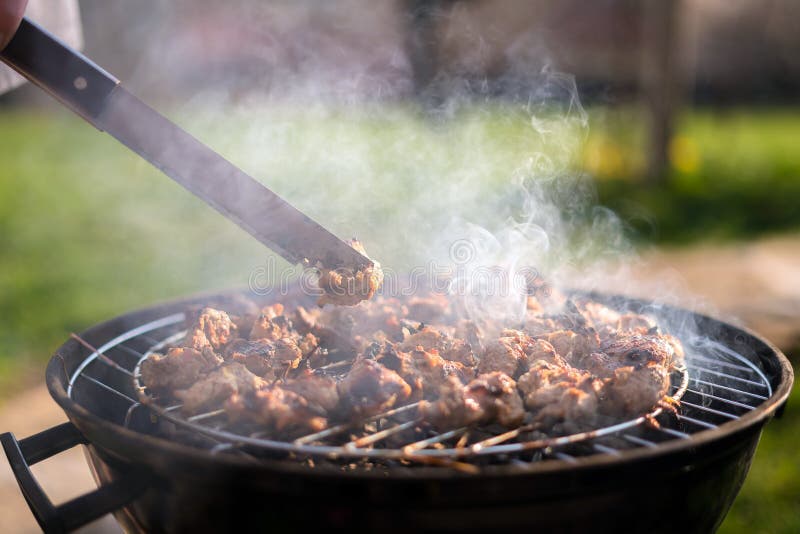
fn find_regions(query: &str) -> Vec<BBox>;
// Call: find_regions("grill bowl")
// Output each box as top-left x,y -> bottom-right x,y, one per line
3,289 -> 792,533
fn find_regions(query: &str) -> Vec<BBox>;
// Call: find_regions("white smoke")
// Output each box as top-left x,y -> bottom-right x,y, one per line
80,1 -> 703,331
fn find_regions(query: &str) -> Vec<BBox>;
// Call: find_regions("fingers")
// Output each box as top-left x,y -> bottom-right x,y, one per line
0,0 -> 28,50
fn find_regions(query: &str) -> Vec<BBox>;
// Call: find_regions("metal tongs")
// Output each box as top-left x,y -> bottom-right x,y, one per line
0,18 -> 372,271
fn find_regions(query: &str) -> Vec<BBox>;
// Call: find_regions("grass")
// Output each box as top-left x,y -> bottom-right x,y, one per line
0,109 -> 264,391
589,108 -> 800,243
0,103 -> 798,532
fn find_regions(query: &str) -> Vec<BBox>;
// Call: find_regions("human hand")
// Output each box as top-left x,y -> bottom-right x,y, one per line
0,0 -> 27,49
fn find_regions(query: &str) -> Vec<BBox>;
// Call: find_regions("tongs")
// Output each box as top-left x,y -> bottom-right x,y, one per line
0,18 -> 372,271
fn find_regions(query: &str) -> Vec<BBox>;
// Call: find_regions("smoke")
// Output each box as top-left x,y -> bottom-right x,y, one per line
78,1 -> 707,333
195,6 -> 629,305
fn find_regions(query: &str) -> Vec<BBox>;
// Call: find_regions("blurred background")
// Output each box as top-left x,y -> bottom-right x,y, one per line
0,0 -> 798,532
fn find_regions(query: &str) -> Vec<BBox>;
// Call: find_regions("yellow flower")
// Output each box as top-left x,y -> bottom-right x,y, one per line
583,137 -> 626,179
669,136 -> 700,174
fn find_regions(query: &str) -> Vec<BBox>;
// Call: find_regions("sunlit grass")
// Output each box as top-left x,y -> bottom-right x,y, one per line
0,109 -> 263,390
590,108 -> 800,242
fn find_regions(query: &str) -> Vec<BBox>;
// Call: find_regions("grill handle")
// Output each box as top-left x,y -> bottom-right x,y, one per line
1,422 -> 150,533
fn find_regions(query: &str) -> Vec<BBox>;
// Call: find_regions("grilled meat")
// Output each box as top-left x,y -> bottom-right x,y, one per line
454,319 -> 484,353
518,361 -> 603,427
576,300 -> 659,339
211,295 -> 261,339
297,332 -> 320,357
139,292 -> 685,440
224,371 -> 339,433
524,338 -> 565,366
225,387 -> 328,433
140,346 -> 222,393
478,331 -> 564,377
175,362 -> 265,414
185,307 -> 238,351
281,371 -> 340,413
418,376 -> 482,429
399,327 -> 443,352
589,334 -> 683,416
337,358 -> 412,418
400,327 -> 477,367
225,339 -> 275,377
581,335 -> 676,377
317,299 -> 409,346
616,313 -> 657,335
225,337 -> 303,379
439,338 -> 476,366
478,337 -> 527,377
468,372 -> 526,427
271,338 -> 304,372
419,372 -> 525,429
375,342 -> 473,400
317,239 -> 384,307
249,305 -> 292,342
540,329 -> 601,365
578,301 -> 621,330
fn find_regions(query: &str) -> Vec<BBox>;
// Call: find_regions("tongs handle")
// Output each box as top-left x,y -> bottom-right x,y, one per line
0,18 -> 119,127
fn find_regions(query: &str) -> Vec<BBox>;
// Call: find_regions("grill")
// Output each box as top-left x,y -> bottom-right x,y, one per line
2,290 -> 792,533
91,316 -> 711,463
71,306 -> 769,466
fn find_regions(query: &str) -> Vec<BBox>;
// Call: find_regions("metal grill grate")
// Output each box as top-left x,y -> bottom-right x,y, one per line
64,312 -> 773,467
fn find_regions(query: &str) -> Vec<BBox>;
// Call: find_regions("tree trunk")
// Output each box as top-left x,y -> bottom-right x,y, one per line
641,0 -> 683,185
402,0 -> 447,109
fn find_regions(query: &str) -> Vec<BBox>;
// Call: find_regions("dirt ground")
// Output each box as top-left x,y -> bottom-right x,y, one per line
0,234 -> 798,533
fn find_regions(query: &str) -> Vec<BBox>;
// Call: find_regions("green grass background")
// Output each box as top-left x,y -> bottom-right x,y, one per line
0,103 -> 798,532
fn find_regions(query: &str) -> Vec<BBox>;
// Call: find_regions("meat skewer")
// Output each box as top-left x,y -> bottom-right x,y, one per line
137,294 -> 684,440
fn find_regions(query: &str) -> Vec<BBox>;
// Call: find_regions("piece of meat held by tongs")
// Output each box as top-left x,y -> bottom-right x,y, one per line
0,18 -> 382,306
316,239 -> 383,307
